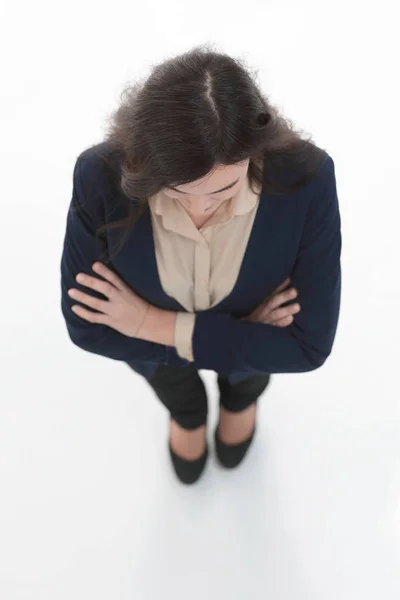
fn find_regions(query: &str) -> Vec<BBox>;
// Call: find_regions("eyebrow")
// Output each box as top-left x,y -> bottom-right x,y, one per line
169,177 -> 240,195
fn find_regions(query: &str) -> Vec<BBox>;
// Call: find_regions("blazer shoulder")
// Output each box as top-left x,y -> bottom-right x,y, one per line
76,141 -> 120,175
310,151 -> 336,194
75,141 -> 122,199
300,143 -> 334,188
263,141 -> 331,192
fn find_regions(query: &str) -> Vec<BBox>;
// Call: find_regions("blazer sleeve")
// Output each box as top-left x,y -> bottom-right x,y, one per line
60,153 -> 170,364
190,155 -> 342,374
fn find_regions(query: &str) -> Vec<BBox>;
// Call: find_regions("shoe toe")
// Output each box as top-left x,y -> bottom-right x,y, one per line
169,444 -> 208,484
214,426 -> 256,469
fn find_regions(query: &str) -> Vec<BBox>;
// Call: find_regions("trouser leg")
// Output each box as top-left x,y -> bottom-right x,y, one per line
144,363 -> 208,430
217,372 -> 272,413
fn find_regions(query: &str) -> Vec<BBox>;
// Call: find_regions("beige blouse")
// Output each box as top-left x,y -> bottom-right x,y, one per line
147,172 -> 263,362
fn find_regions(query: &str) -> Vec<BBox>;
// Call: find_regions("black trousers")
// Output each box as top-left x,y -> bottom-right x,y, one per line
143,363 -> 271,430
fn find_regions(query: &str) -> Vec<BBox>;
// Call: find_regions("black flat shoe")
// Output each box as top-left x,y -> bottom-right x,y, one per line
168,443 -> 208,484
214,425 -> 256,469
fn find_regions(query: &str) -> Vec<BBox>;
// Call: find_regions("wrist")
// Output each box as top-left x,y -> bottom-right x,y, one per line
136,304 -> 177,347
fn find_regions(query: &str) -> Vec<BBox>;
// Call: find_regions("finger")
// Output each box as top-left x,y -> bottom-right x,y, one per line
274,277 -> 291,294
70,304 -> 110,325
256,279 -> 292,312
75,272 -> 116,300
267,287 -> 298,311
92,262 -> 125,291
272,315 -> 294,327
68,288 -> 109,313
270,303 -> 300,322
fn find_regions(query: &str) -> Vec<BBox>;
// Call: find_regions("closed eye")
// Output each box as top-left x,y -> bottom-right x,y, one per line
169,178 -> 239,195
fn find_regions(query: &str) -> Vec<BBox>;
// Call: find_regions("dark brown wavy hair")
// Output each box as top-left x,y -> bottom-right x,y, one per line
93,43 -> 326,256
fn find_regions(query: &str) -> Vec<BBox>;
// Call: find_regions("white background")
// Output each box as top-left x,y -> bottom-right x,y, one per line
1,1 -> 399,598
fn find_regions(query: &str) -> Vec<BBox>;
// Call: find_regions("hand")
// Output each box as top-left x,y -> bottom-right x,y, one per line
67,262 -> 150,337
240,277 -> 301,327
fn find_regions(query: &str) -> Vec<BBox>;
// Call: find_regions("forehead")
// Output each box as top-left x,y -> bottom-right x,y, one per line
174,160 -> 248,192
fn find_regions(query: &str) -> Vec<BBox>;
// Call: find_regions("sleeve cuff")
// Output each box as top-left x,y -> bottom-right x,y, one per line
174,312 -> 196,362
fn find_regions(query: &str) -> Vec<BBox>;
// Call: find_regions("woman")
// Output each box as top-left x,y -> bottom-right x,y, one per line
60,45 -> 342,484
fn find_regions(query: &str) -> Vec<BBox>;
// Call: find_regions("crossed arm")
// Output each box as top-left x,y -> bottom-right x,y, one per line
61,153 -> 341,374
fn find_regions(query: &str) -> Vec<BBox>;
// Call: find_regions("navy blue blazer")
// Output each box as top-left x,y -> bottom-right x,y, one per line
60,143 -> 342,385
